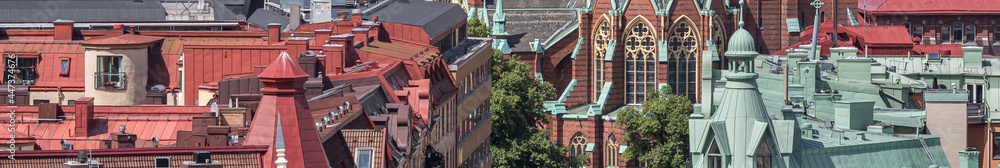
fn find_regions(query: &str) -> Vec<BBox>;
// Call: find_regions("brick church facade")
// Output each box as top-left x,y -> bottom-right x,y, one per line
456,0 -> 862,167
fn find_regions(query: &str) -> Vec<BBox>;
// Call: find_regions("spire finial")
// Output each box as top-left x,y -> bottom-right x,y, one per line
738,0 -> 745,28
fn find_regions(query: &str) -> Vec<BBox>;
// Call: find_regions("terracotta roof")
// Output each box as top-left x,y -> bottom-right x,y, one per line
343,129 -> 387,168
258,52 -> 309,79
82,34 -> 164,45
862,0 -> 1000,14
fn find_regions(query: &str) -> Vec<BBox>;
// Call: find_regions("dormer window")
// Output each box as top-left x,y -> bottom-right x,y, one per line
3,57 -> 38,85
96,55 -> 124,89
355,148 -> 374,168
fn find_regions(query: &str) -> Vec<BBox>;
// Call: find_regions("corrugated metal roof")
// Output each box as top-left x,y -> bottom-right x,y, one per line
840,26 -> 912,45
0,42 -> 84,53
362,0 -> 466,39
799,127 -> 950,167
160,38 -> 269,55
0,0 -> 166,22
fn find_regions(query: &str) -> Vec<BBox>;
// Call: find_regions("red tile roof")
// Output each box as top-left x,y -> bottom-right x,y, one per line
81,34 -> 164,45
862,0 -> 1000,14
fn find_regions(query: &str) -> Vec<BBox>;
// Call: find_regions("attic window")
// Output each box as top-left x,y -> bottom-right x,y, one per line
60,58 -> 70,76
708,141 -> 722,168
755,139 -> 772,168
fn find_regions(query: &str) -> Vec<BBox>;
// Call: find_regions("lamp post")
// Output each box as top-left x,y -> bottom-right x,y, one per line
808,0 -> 825,60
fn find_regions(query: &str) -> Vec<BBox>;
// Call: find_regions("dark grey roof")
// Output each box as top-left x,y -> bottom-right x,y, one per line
362,0 -> 466,39
0,0 -> 166,22
247,8 -> 289,30
489,10 -> 577,53
486,0 -> 588,9
212,0 -> 243,21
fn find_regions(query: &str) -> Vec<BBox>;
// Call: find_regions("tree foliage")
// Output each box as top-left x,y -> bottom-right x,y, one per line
468,14 -> 490,37
490,50 -> 585,167
616,86 -> 693,167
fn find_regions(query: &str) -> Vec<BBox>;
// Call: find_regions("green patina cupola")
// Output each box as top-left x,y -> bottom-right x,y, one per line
723,0 -> 759,73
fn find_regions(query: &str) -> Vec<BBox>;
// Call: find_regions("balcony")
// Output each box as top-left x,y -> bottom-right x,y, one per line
3,67 -> 37,85
95,72 -> 125,89
969,103 -> 984,124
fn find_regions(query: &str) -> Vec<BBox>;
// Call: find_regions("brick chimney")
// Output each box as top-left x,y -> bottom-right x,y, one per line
112,24 -> 125,34
74,97 -> 94,137
351,28 -> 369,46
315,29 -> 332,46
267,23 -> 281,44
327,34 -> 355,72
53,19 -> 75,41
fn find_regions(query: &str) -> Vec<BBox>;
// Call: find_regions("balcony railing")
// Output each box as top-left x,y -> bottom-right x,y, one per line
95,72 -> 126,89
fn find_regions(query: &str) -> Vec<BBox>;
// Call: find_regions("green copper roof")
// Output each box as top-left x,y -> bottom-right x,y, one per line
724,1 -> 758,59
799,125 -> 950,168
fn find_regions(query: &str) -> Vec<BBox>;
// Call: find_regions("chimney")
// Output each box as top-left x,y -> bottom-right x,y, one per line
286,4 -> 301,32
74,97 -> 94,137
38,103 -> 60,120
267,23 -> 281,44
112,125 -> 137,148
315,29 -> 332,46
130,25 -> 138,35
113,24 -> 125,34
53,19 -> 75,41
351,28 -> 369,46
959,148 -> 980,168
962,46 -> 983,67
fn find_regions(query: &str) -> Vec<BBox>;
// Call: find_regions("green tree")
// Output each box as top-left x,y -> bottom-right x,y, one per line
490,50 -> 585,167
468,14 -> 490,37
617,86 -> 693,167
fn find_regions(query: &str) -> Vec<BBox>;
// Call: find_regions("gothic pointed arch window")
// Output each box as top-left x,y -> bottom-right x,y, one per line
570,132 -> 587,156
605,135 -> 620,167
708,140 -> 722,168
667,17 -> 699,101
593,17 -> 612,102
710,16 -> 727,65
755,139 -> 772,168
624,16 -> 657,105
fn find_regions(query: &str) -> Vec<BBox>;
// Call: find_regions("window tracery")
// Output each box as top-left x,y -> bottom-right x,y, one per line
667,17 -> 699,101
570,132 -> 587,156
605,135 -> 619,167
624,17 -> 657,104
593,18 -> 611,102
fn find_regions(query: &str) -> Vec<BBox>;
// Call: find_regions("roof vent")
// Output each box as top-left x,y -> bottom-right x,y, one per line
61,139 -> 73,150
154,157 -> 171,168
152,137 -> 160,147
230,135 -> 239,145
119,125 -> 126,134
77,151 -> 87,163
343,101 -> 351,110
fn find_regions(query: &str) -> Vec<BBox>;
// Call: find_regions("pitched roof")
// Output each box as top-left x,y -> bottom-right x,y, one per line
487,10 -> 577,53
258,52 -> 309,79
485,0 -> 589,9
861,0 -> 1000,14
840,26 -> 913,45
0,146 -> 266,168
81,34 -> 164,45
362,0 -> 466,39
247,8 -> 290,30
0,0 -> 166,22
